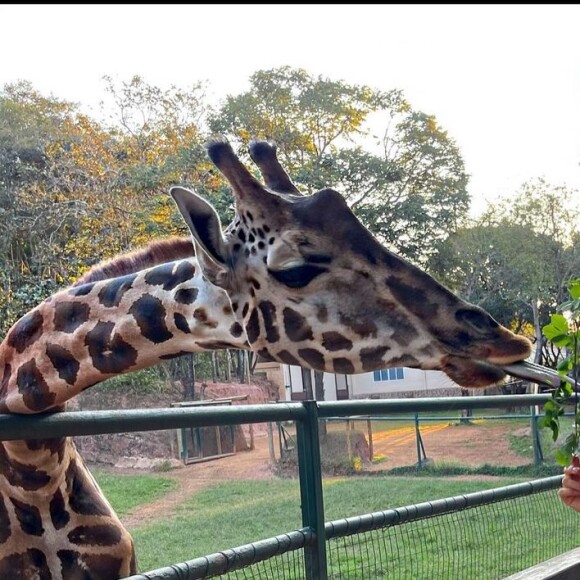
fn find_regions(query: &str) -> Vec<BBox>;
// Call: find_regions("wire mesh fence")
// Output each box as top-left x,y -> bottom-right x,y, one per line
130,530 -> 311,579
325,478 -> 580,579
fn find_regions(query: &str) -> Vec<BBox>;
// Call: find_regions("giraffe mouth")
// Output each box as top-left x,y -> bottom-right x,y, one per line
440,357 -> 571,390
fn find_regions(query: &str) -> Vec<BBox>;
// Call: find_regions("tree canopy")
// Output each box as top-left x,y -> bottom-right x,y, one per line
430,178 -> 580,365
210,66 -> 469,263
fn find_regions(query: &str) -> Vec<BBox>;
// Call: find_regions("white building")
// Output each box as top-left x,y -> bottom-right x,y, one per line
282,365 -> 463,401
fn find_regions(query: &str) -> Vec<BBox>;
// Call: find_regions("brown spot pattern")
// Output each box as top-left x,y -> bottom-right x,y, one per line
283,308 -> 314,342
6,311 -> 44,353
196,340 -> 241,350
0,364 -> 11,399
230,322 -> 244,338
276,350 -> 301,366
58,550 -> 125,579
259,301 -> 280,343
193,308 -> 218,329
0,446 -> 50,491
129,295 -> 174,343
316,304 -> 328,323
246,308 -> 260,343
333,358 -> 355,374
256,348 -> 275,362
97,274 -> 137,307
11,498 -> 44,536
54,302 -> 91,334
68,524 -> 122,546
322,332 -> 353,352
0,549 -> 50,579
68,282 -> 94,297
50,488 -> 70,530
391,315 -> 420,346
174,287 -> 199,304
66,461 -> 112,516
388,355 -> 420,368
0,496 -> 10,543
25,438 -> 66,462
16,359 -> 57,412
144,260 -> 196,290
298,348 -> 326,370
174,313 -> 191,334
388,276 -> 441,319
339,313 -> 377,339
360,346 -> 391,372
85,322 -> 138,374
46,344 -> 80,385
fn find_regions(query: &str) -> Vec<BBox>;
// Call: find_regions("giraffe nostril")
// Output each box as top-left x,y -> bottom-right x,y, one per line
455,308 -> 498,334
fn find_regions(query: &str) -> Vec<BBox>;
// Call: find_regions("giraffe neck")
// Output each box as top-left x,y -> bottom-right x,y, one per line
0,257 -> 249,415
0,437 -> 137,578
0,255 -> 249,578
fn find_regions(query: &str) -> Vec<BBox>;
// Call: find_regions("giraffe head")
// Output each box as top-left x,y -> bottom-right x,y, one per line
170,140 -> 532,388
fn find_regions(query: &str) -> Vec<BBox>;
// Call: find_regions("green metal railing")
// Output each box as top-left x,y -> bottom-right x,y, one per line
0,394 -> 576,579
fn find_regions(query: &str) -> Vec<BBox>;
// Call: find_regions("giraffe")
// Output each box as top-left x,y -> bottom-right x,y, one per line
0,139 -> 534,579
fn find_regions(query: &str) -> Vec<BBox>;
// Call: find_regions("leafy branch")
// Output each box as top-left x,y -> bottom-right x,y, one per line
540,279 -> 580,466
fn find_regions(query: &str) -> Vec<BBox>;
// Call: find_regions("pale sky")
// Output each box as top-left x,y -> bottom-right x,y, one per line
1,4 -> 579,217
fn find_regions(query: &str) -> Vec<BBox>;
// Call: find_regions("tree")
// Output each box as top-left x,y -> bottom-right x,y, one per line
0,81 -> 80,330
209,66 -> 469,264
430,179 -> 580,366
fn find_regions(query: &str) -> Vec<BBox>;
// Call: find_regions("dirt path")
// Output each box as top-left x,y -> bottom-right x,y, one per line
122,434 -> 275,530
368,421 -> 531,470
119,421 -> 530,529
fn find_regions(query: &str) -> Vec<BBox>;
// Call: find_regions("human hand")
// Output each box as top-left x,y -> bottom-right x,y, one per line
559,455 -> 580,512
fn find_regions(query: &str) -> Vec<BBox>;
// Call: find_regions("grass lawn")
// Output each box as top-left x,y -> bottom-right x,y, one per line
92,469 -> 177,517
95,474 -> 568,574
510,414 -> 576,464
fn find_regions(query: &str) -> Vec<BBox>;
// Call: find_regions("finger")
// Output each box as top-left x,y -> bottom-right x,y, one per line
562,475 -> 580,492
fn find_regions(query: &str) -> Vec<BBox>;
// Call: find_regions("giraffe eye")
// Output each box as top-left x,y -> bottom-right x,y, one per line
269,265 -> 328,288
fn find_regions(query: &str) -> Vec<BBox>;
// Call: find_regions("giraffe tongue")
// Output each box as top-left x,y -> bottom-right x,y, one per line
501,361 -> 577,390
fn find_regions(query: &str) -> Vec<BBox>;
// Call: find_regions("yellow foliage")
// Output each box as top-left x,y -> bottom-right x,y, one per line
351,456 -> 363,472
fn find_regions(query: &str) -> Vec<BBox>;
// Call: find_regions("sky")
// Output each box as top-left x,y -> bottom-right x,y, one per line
1,4 -> 579,217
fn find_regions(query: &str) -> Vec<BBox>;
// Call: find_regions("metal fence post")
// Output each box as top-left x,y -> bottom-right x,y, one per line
296,401 -> 327,579
415,412 -> 423,468
531,404 -> 544,465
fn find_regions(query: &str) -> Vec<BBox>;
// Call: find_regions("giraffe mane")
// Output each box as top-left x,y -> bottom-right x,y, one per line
73,236 -> 194,286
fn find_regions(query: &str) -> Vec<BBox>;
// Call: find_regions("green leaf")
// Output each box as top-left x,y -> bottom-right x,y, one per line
556,447 -> 572,467
549,419 -> 559,441
557,358 -> 573,374
543,314 -> 571,347
569,280 -> 580,301
543,399 -> 559,413
544,313 -> 569,336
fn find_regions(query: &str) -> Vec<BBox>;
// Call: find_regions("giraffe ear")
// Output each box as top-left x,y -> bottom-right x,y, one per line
169,186 -> 231,285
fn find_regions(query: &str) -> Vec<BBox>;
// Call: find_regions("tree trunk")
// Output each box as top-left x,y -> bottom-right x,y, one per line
238,350 -> 245,382
531,299 -> 543,365
459,388 -> 472,422
225,350 -> 232,381
183,353 -> 196,400
211,351 -> 218,383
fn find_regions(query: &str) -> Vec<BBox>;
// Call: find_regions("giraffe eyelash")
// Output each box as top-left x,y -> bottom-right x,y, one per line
268,265 -> 328,288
